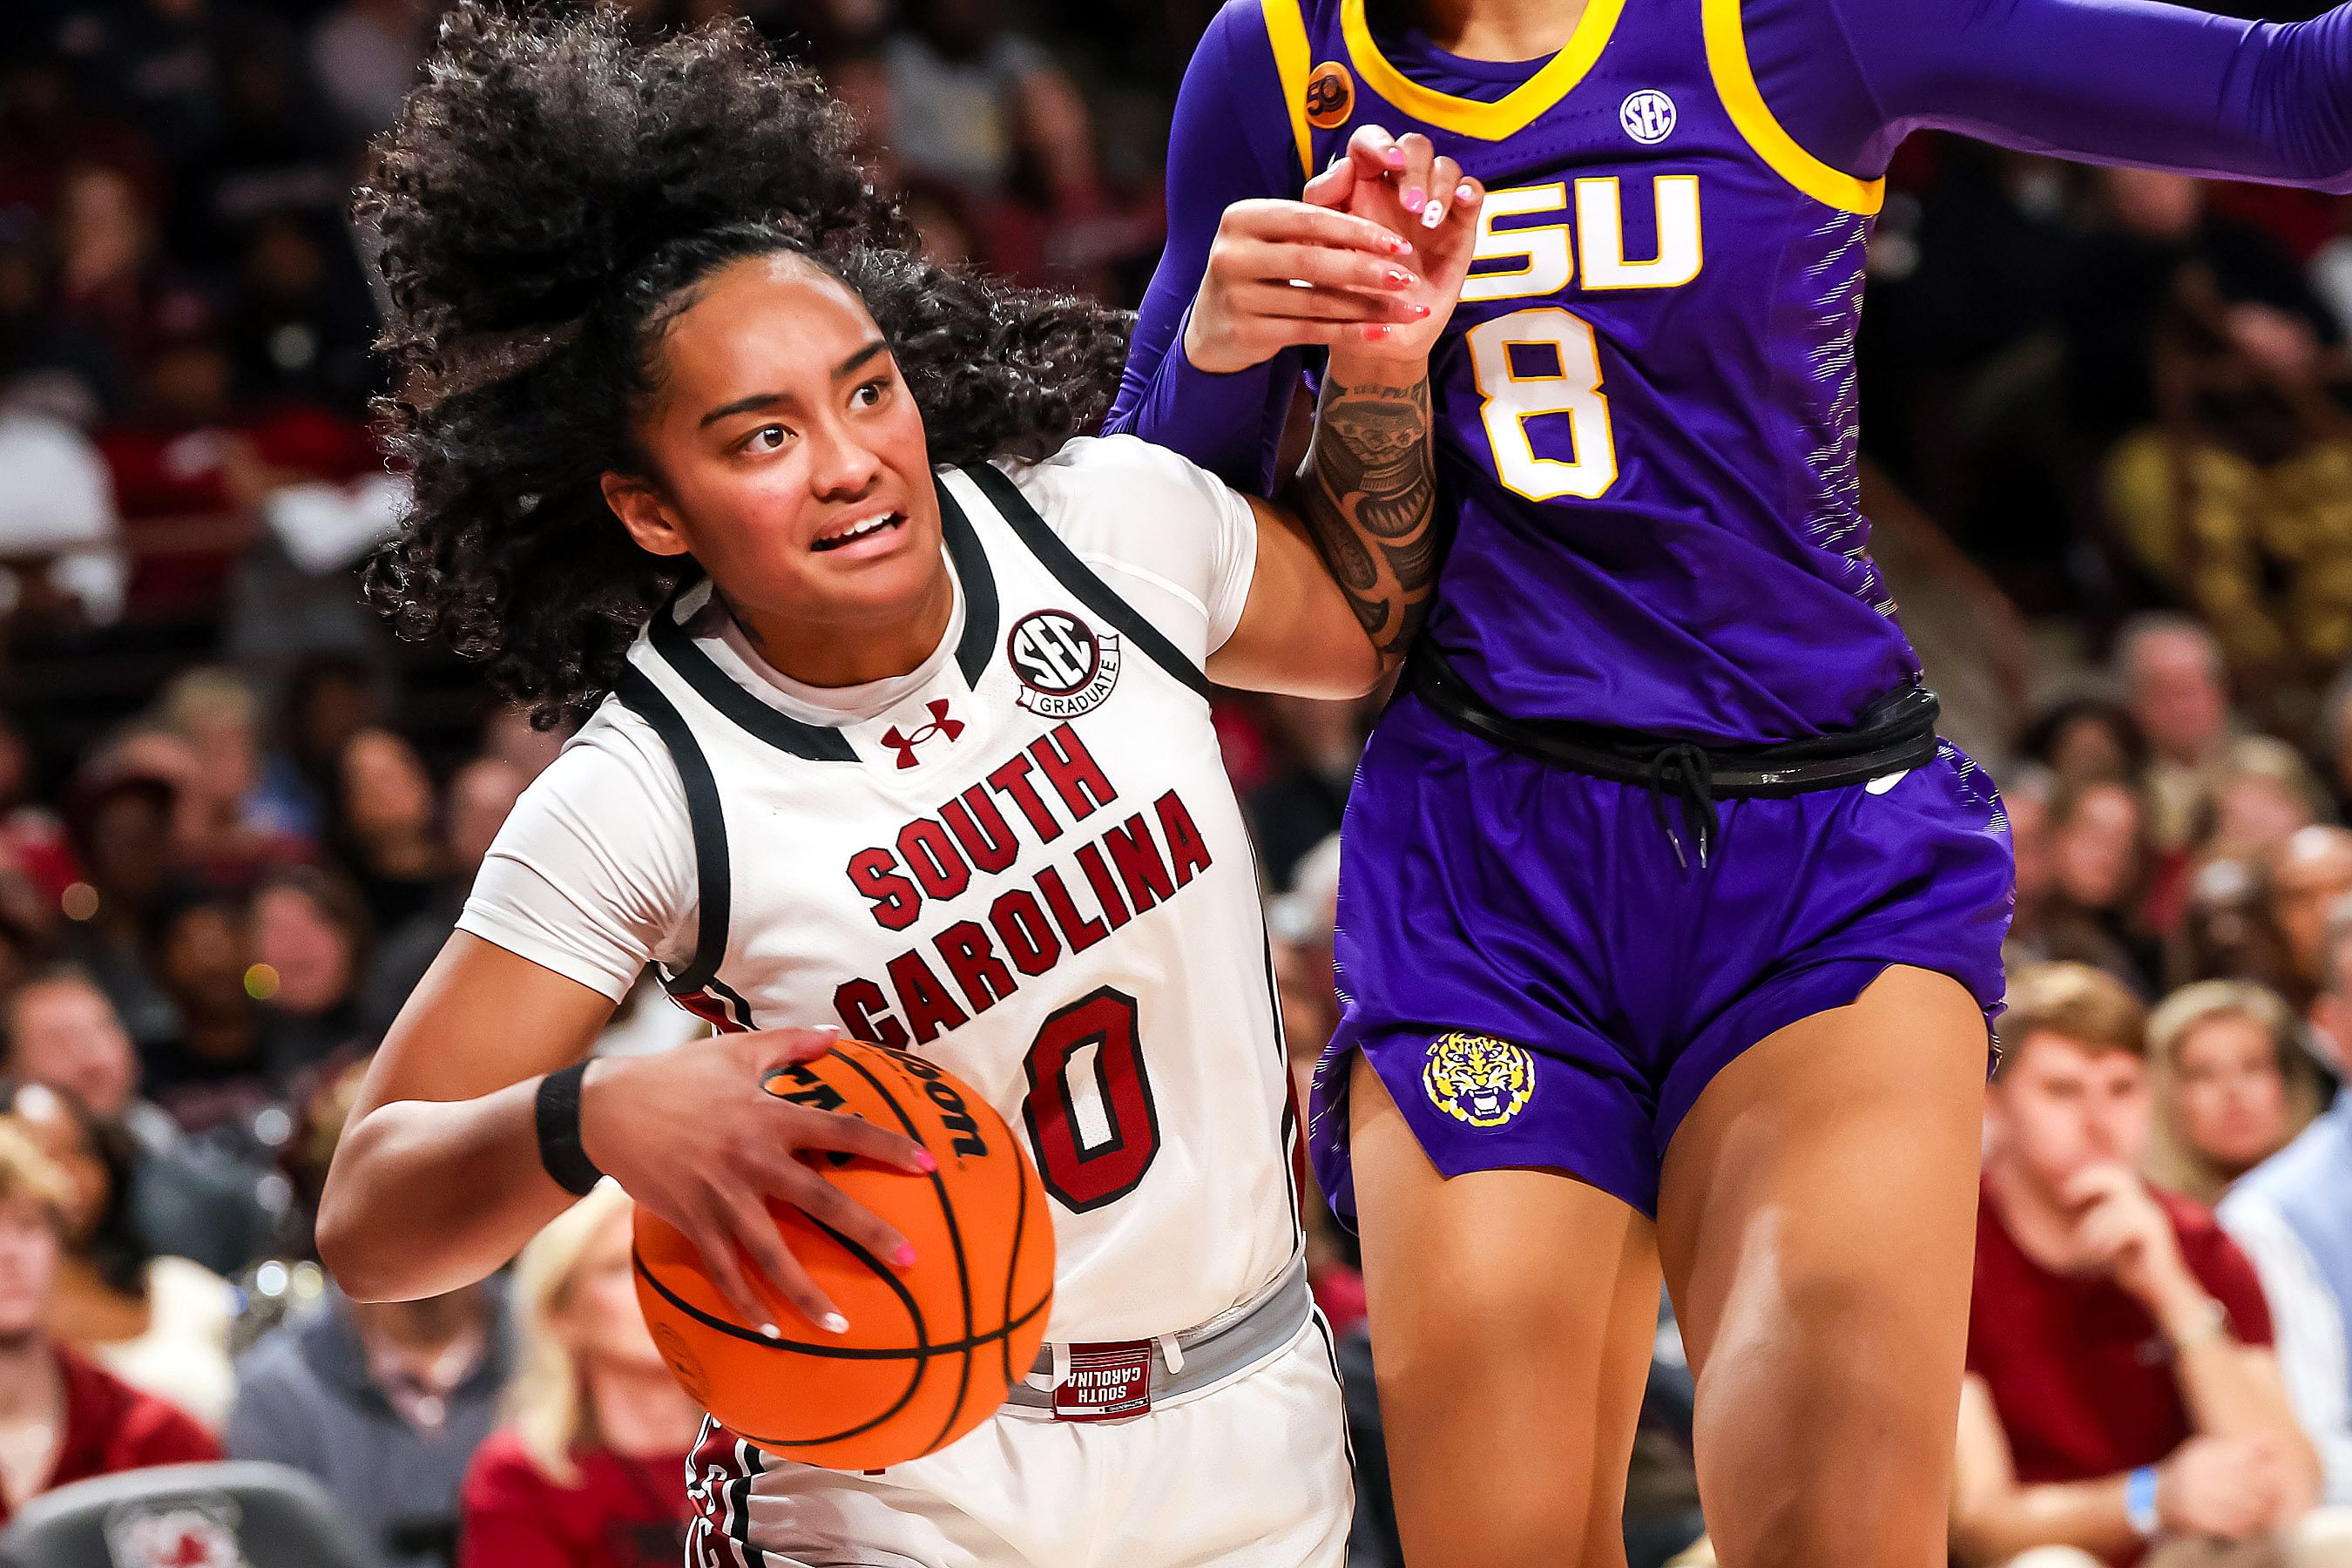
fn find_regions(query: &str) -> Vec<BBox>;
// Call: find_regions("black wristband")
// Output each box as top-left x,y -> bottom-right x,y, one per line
534,1061 -> 605,1198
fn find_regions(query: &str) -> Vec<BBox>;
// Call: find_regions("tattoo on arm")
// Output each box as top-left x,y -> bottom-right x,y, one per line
1289,374 -> 1439,663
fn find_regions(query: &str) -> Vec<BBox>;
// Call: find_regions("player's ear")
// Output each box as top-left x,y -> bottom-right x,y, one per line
602,470 -> 692,557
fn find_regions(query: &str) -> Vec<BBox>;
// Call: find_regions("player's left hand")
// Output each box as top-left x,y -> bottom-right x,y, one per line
1303,124 -> 1484,365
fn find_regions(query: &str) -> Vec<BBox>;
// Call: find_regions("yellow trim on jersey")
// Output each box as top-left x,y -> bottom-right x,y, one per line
1338,0 -> 1626,141
1261,0 -> 1318,180
1701,0 -> 1882,215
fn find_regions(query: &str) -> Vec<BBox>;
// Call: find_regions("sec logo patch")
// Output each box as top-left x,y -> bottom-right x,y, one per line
1008,608 -> 1120,719
1305,61 -> 1355,129
1422,1031 -> 1535,1128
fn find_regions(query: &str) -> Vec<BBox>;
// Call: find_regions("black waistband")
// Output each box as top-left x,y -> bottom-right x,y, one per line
1407,643 -> 1943,868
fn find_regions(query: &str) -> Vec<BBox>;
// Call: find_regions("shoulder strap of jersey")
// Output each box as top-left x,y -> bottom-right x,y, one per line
609,666 -> 731,998
958,461 -> 1213,702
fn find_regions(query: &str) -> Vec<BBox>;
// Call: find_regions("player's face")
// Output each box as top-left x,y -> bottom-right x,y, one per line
607,253 -> 944,652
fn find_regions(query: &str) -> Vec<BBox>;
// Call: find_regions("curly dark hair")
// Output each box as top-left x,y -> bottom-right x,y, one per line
359,4 -> 1131,726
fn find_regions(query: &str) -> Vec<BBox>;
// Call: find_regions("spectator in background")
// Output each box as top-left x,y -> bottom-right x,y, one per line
2145,982 -> 2322,1205
51,164 -> 188,377
362,756 -> 524,1039
251,649 -> 385,843
2121,615 -> 2237,857
141,888 -> 273,1151
2035,779 -> 2161,991
1951,962 -> 2331,1568
2,968 -> 270,1277
309,0 -> 434,144
2268,828 -> 2352,1010
58,767 -> 181,1052
882,0 -> 1106,284
2171,856 -> 2295,994
2224,909 -> 2352,1511
223,212 -> 381,417
2004,767 -> 2059,972
0,400 -> 126,632
231,1275 -> 510,1568
0,1119 -> 216,1524
156,666 -> 310,881
2199,740 -> 2330,868
457,1183 -> 698,1568
0,219 -> 123,430
330,727 -> 445,932
251,864 -> 371,1080
2019,697 -> 2148,791
2085,169 -> 2352,724
0,1079 -> 235,1430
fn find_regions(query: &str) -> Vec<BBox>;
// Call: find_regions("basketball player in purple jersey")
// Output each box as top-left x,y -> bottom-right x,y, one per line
1112,1 -> 2352,1563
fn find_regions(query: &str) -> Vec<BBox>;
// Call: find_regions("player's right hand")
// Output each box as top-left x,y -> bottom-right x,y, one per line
578,1026 -> 934,1336
2157,1434 -> 2288,1540
1183,199 -> 1429,375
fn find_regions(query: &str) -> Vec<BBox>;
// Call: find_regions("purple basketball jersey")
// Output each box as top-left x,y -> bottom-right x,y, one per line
1260,0 -> 1905,742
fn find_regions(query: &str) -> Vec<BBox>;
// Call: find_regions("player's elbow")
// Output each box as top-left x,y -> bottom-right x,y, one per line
313,1112 -> 421,1301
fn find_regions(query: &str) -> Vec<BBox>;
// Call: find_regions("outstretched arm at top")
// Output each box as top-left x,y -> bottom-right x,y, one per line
1754,0 -> 2352,190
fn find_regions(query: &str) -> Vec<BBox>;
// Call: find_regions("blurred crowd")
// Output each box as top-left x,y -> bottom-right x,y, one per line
0,0 -> 2350,1565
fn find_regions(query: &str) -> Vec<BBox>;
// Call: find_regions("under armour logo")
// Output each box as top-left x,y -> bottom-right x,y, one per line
879,700 -> 964,769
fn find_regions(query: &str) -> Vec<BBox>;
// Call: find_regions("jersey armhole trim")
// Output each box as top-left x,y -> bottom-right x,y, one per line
610,667 -> 731,997
1702,0 -> 1884,215
1261,0 -> 1317,179
960,462 -> 1215,702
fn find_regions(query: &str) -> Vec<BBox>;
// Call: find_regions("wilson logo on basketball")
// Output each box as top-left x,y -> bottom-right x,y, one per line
1007,610 -> 1119,719
1305,61 -> 1355,129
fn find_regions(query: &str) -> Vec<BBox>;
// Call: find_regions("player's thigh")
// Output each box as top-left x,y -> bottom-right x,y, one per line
1658,964 -> 1987,1568
1349,1053 -> 1662,1568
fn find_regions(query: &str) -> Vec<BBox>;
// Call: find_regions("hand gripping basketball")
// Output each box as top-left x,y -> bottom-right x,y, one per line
631,1037 -> 1058,1469
578,1025 -> 933,1335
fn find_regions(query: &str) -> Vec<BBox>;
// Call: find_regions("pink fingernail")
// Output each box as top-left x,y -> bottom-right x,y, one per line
1363,325 -> 1393,342
1389,236 -> 1414,256
894,1244 -> 917,1267
1456,182 -> 1479,204
1406,302 -> 1430,318
1402,187 -> 1426,213
915,1149 -> 936,1173
1383,147 -> 1406,168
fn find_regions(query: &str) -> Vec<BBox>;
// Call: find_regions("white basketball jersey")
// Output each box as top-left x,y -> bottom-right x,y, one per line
610,460 -> 1300,1342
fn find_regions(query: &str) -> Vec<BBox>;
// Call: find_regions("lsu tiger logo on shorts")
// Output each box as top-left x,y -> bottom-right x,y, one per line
1305,61 -> 1355,129
1422,1031 -> 1534,1128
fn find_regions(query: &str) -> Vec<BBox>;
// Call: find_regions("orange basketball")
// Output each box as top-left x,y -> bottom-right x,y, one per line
632,1040 -> 1055,1469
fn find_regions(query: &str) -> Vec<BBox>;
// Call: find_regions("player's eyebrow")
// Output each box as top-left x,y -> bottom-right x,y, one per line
698,341 -> 890,429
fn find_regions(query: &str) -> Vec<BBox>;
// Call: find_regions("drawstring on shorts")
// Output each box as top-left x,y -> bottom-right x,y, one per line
1646,743 -> 1721,870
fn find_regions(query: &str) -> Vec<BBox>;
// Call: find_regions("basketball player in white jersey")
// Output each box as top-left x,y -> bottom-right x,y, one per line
315,9 -> 1477,1564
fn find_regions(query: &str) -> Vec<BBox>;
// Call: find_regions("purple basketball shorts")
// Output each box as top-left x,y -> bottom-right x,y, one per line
1309,689 -> 2015,1221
